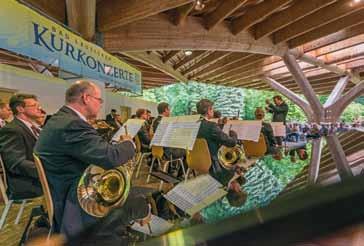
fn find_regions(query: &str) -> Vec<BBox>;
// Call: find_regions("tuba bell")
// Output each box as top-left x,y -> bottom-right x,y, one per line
218,145 -> 247,170
77,164 -> 131,218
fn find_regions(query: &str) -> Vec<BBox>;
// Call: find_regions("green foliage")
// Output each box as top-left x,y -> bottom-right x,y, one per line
340,102 -> 364,122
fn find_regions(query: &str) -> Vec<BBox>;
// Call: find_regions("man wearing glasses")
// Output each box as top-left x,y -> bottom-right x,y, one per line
35,80 -> 150,242
0,94 -> 44,198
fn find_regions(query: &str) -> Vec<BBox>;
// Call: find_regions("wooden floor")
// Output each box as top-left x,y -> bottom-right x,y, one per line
0,160 -> 161,245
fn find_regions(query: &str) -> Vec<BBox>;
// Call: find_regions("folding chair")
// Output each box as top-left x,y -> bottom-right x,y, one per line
0,154 -> 40,230
185,138 -> 212,182
134,135 -> 152,178
242,133 -> 267,158
147,146 -> 184,190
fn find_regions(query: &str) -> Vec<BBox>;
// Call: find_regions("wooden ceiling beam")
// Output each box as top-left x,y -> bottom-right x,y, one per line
21,0 -> 66,23
98,0 -> 194,32
288,10 -> 364,48
231,0 -> 292,35
173,51 -> 207,70
162,51 -> 180,63
272,0 -> 364,44
202,54 -> 267,81
171,2 -> 195,26
66,0 -> 96,41
190,53 -> 252,79
204,0 -> 249,30
254,0 -> 337,40
120,52 -> 188,82
103,14 -> 288,55
182,51 -> 231,75
299,23 -> 364,52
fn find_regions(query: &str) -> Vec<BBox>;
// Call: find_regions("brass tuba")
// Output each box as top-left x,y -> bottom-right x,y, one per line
218,145 -> 247,170
77,164 -> 131,217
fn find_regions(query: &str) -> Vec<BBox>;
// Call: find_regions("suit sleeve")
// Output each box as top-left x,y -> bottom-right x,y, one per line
62,120 -> 136,169
137,125 -> 151,145
269,103 -> 288,113
210,123 -> 237,147
0,128 -> 38,178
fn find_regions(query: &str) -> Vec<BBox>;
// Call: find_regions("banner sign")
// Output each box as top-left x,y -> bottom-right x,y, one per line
0,1 -> 142,93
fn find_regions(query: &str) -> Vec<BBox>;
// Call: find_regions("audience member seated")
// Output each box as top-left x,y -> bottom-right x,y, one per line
0,101 -> 12,128
289,146 -> 308,163
0,94 -> 43,198
136,108 -> 152,153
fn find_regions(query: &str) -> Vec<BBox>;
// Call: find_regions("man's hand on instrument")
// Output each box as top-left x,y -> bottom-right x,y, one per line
136,204 -> 152,227
120,134 -> 133,142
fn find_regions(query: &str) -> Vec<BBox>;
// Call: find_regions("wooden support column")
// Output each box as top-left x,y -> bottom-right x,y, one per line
323,76 -> 349,107
308,138 -> 323,185
283,53 -> 323,122
325,135 -> 353,180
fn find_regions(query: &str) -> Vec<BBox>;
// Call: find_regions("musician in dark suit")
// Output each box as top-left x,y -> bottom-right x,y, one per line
0,102 -> 12,128
266,95 -> 288,146
0,94 -> 43,198
136,108 -> 152,153
35,81 -> 150,239
106,108 -> 117,123
254,107 -> 278,155
196,99 -> 237,174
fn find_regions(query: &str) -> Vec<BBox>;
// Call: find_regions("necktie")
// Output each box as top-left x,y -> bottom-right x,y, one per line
31,125 -> 41,138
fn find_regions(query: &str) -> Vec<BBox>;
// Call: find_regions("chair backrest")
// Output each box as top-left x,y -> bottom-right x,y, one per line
242,133 -> 267,158
134,135 -> 142,153
0,154 -> 8,203
33,153 -> 54,227
186,138 -> 212,174
151,146 -> 164,159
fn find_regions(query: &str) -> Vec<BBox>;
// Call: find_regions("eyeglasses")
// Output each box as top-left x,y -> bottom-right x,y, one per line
87,94 -> 104,104
24,104 -> 41,109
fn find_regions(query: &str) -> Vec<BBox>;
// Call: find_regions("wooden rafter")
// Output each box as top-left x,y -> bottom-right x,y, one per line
253,0 -> 337,40
231,0 -> 291,35
173,51 -> 207,70
204,0 -> 249,30
120,52 -> 188,82
66,0 -> 96,41
182,51 -> 230,75
288,9 -> 364,48
98,0 -> 194,32
21,0 -> 66,23
162,51 -> 180,63
190,53 -> 252,79
273,0 -> 364,44
103,14 -> 288,55
171,2 -> 195,26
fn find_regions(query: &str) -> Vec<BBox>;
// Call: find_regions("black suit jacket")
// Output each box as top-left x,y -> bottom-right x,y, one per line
152,115 -> 162,133
0,118 -> 42,199
197,119 -> 237,173
267,102 -> 289,124
105,113 -> 114,123
35,106 -> 146,237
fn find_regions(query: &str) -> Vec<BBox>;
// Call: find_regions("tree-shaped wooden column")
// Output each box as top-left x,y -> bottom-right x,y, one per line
264,53 -> 364,185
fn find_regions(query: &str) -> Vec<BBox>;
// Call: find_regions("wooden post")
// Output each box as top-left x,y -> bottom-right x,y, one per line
308,138 -> 323,185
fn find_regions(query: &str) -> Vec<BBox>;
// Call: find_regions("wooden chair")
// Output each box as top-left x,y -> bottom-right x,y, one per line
147,146 -> 184,190
134,135 -> 152,178
0,154 -> 43,230
242,133 -> 267,158
33,153 -> 54,238
185,138 -> 212,181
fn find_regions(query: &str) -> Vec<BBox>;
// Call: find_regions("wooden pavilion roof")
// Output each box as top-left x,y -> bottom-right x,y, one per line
2,0 -> 364,93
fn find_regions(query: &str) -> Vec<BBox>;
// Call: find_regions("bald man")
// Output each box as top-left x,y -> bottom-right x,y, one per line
35,81 -> 150,241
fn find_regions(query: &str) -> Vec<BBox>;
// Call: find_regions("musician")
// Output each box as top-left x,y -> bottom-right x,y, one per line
0,94 -> 43,198
254,107 -> 277,155
106,109 -> 122,130
136,108 -> 151,153
266,95 -> 288,146
106,108 -> 117,123
35,81 -> 150,239
0,101 -> 12,128
196,99 -> 237,174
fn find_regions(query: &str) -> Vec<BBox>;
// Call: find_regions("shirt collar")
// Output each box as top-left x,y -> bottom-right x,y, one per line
66,105 -> 87,122
16,116 -> 34,129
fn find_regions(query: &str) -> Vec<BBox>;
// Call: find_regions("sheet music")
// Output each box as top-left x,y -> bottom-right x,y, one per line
164,175 -> 227,216
270,122 -> 286,137
151,115 -> 201,150
130,215 -> 174,236
111,119 -> 145,141
223,120 -> 262,142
